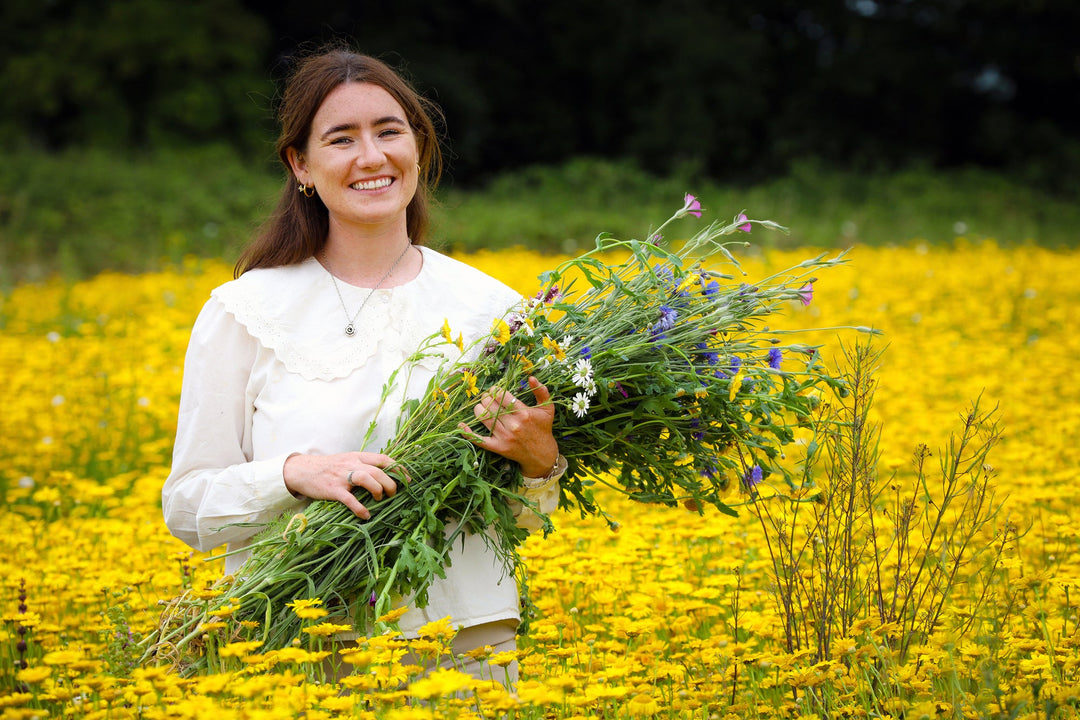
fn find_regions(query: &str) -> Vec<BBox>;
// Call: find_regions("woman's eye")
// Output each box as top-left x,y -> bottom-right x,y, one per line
329,136 -> 352,145
379,129 -> 403,138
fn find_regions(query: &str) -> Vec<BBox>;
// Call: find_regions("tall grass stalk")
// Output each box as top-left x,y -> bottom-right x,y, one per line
751,340 -> 1007,715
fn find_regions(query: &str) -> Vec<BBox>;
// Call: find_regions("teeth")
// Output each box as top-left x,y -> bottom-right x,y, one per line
351,177 -> 393,190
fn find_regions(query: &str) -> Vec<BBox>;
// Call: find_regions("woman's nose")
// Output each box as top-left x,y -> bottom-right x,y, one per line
354,134 -> 385,167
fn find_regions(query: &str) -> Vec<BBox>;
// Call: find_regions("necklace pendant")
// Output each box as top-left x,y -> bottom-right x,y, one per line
344,324 -> 356,337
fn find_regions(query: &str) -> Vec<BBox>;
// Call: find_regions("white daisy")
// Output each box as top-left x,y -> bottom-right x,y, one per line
570,358 -> 593,387
571,392 -> 591,418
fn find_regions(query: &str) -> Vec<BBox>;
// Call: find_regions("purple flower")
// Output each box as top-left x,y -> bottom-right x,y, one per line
702,280 -> 720,297
614,381 -> 628,398
650,232 -> 663,244
581,346 -> 591,359
650,305 -> 678,339
681,193 -> 703,218
729,356 -> 742,374
696,342 -> 719,366
542,285 -> 561,303
744,465 -> 764,488
736,213 -> 752,233
768,347 -> 783,370
798,283 -> 814,306
369,591 -> 378,607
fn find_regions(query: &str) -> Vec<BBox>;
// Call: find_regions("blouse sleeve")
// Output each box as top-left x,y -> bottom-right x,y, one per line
162,298 -> 306,553
511,456 -> 567,532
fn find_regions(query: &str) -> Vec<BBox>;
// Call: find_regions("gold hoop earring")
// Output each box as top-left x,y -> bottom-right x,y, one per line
297,182 -> 315,198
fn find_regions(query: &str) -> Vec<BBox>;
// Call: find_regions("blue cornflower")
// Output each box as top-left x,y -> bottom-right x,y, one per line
743,465 -> 764,488
702,280 -> 720,297
650,305 -> 678,340
729,356 -> 742,374
696,343 -> 719,366
657,305 -> 677,331
581,346 -> 591,359
768,347 -> 783,370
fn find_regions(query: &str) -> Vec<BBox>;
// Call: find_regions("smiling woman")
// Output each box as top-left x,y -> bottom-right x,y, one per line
160,48 -> 566,685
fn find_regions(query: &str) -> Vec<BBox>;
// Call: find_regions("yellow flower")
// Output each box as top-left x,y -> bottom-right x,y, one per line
492,318 -> 511,345
191,587 -> 224,600
286,597 -> 328,620
377,606 -> 410,624
16,666 -> 53,684
440,318 -> 453,343
417,616 -> 458,643
302,621 -> 353,637
42,649 -> 83,666
489,650 -> 519,667
218,640 -> 264,658
408,667 -> 474,700
269,647 -> 331,664
542,335 -> 566,363
462,370 -> 479,398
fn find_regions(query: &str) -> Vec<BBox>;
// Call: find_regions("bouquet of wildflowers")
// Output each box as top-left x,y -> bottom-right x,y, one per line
144,196 -> 865,670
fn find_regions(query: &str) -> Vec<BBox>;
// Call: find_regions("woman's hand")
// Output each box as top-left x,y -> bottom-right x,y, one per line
283,452 -> 398,519
462,376 -> 560,477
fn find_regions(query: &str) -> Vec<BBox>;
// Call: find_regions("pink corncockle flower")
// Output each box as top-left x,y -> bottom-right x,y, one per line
681,193 -> 703,218
736,213 -> 752,233
798,283 -> 813,306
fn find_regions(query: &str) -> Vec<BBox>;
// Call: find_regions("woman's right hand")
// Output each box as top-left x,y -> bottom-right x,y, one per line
283,452 -> 398,519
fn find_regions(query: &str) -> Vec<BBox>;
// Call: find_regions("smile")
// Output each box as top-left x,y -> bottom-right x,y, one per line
350,177 -> 394,191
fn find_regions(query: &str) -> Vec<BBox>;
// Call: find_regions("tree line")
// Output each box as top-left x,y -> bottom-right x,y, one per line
2,0 -> 1077,191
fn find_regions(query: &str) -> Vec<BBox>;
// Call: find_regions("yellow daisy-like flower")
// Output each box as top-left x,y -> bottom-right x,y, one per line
489,650 -> 519,667
491,318 -> 511,345
454,332 -> 464,351
192,587 -> 224,600
377,606 -> 410,624
16,666 -> 53,684
416,616 -> 458,643
542,335 -> 566,362
302,621 -> 353,637
408,667 -> 474,700
42,649 -> 83,666
440,318 -> 453,343
269,647 -> 331,664
218,640 -> 264,658
462,370 -> 479,398
286,597 -> 328,620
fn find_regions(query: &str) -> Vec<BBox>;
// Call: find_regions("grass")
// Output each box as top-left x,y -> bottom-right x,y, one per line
2,148 -> 1079,288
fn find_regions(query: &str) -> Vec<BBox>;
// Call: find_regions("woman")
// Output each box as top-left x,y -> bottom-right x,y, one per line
162,48 -> 565,682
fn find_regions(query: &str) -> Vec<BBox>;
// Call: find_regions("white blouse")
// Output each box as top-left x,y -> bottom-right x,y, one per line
162,248 -> 560,635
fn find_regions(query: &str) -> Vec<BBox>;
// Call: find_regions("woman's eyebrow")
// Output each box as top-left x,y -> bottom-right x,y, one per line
319,116 -> 407,142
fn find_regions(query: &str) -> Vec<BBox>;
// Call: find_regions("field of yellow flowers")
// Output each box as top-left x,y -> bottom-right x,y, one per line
3,239 -> 1080,719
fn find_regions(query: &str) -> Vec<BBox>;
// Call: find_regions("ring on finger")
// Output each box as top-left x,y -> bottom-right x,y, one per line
347,470 -> 355,486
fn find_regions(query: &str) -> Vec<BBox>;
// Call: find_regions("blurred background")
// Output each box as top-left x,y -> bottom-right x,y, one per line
2,0 -> 1079,283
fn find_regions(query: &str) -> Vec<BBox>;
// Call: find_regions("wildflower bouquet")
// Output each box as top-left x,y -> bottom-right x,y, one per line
144,197 -> 862,671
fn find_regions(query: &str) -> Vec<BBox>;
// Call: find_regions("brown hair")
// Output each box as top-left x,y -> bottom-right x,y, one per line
235,49 -> 443,277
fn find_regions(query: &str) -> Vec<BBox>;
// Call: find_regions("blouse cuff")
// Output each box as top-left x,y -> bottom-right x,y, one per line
521,454 -> 567,490
256,453 -> 305,508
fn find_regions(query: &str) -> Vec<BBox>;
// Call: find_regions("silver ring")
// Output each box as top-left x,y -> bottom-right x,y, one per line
346,470 -> 355,486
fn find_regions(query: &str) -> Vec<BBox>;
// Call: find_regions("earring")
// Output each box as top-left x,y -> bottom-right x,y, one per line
297,182 -> 315,198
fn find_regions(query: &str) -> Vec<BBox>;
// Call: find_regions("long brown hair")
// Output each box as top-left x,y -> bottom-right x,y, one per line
235,49 -> 443,277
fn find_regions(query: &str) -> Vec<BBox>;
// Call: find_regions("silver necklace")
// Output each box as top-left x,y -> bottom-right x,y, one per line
323,243 -> 412,337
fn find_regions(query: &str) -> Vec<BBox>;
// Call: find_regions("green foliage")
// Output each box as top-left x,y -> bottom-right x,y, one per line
0,0 -> 273,151
4,151 -> 1080,289
0,146 -> 280,286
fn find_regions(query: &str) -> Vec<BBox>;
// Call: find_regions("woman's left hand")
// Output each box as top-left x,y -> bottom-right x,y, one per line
461,376 -> 559,477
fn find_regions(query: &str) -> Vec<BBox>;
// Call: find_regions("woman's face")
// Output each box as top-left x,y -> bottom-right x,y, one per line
288,82 -> 420,237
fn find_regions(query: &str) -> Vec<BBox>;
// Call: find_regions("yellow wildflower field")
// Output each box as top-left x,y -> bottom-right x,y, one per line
2,241 -> 1079,719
